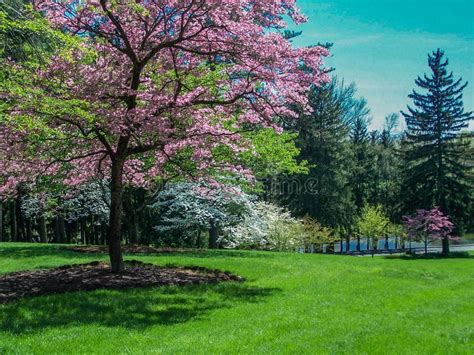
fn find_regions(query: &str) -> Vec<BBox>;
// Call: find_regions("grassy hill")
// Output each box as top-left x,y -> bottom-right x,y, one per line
0,243 -> 473,354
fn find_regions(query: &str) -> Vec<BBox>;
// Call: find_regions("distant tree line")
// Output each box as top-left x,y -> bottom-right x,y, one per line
271,49 -> 472,241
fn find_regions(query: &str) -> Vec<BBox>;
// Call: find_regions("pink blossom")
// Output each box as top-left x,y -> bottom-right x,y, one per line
403,207 -> 455,241
1,0 -> 329,196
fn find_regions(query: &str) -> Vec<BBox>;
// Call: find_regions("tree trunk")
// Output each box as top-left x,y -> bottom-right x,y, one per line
54,216 -> 66,244
385,236 -> 389,250
441,236 -> 450,255
10,201 -> 17,242
197,229 -> 204,249
38,216 -> 47,243
345,235 -> 350,252
93,219 -> 99,244
53,216 -> 59,243
85,218 -> 92,245
80,220 -> 87,245
356,236 -> 360,251
108,158 -> 125,273
100,222 -> 107,245
89,217 -> 94,245
65,221 -> 73,244
16,196 -> 25,242
26,218 -> 33,242
209,219 -> 218,249
125,191 -> 139,244
130,210 -> 139,244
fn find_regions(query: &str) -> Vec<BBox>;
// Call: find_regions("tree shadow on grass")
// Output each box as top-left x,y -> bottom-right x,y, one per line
154,249 -> 279,259
109,249 -> 279,260
0,244 -> 94,260
384,251 -> 473,260
62,245 -> 280,259
0,282 -> 280,335
0,244 -> 278,260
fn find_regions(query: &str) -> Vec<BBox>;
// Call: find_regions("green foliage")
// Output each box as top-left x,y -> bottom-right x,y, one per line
0,0 -> 51,61
0,6 -> 102,191
298,215 -> 336,251
355,205 -> 391,246
386,223 -> 407,239
241,128 -> 309,178
366,114 -> 403,221
0,64 -> 103,187
0,0 -> 82,62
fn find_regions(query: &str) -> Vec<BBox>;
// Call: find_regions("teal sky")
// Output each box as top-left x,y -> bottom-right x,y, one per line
291,0 -> 474,130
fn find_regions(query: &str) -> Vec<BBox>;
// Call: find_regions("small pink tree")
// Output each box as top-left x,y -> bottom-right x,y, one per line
0,1 -> 329,272
403,208 -> 454,255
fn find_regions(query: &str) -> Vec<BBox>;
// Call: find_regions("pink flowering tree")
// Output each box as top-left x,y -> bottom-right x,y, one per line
0,0 -> 329,272
403,208 -> 455,255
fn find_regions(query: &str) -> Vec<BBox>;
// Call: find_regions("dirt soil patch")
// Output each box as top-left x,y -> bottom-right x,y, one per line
0,260 -> 243,304
65,245 -> 191,254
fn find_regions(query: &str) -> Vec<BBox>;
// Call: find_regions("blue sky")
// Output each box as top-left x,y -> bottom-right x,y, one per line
290,0 -> 474,130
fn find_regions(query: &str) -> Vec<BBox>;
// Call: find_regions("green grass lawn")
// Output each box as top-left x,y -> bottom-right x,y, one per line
0,243 -> 473,354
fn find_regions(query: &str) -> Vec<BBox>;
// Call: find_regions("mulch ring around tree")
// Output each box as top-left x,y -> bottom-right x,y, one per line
0,260 -> 243,304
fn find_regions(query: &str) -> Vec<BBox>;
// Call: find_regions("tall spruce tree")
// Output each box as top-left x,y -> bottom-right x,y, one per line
277,78 -> 360,232
401,49 -> 473,245
349,108 -> 373,212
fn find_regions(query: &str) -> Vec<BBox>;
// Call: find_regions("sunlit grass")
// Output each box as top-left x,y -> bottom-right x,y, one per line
0,243 -> 473,354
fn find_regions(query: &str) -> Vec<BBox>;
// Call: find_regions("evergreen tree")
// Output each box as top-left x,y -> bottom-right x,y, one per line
401,49 -> 473,240
349,106 -> 373,212
367,114 -> 403,221
277,79 -> 359,231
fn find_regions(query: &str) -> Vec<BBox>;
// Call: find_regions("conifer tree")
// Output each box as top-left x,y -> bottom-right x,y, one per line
349,108 -> 373,212
367,114 -> 403,222
401,49 -> 473,239
278,79 -> 359,231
